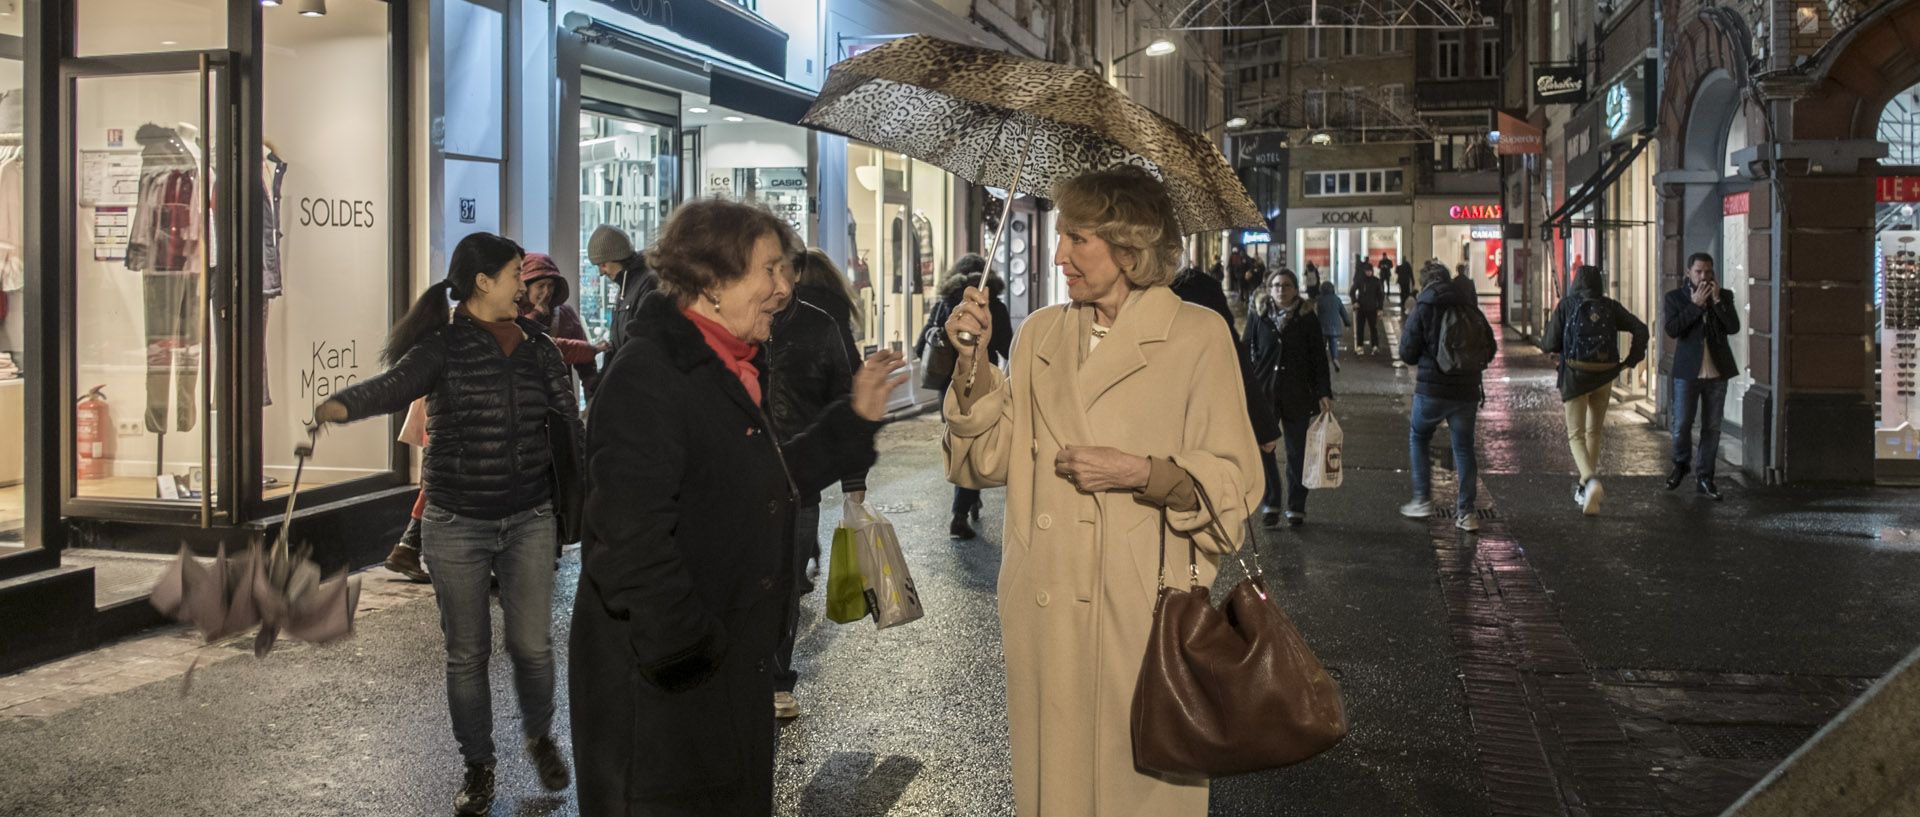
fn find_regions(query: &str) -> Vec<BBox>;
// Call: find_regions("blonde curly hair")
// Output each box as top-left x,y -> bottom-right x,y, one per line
1050,165 -> 1184,289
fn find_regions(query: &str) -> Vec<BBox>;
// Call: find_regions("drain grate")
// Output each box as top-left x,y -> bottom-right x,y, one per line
1673,723 -> 1816,761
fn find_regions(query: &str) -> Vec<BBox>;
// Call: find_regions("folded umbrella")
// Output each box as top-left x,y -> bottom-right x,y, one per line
802,34 -> 1265,236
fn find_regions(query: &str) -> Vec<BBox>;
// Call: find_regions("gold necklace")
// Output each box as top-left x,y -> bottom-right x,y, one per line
1090,323 -> 1111,339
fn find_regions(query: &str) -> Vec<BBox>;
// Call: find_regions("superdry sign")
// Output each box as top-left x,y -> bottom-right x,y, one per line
1534,66 -> 1587,106
1449,205 -> 1502,219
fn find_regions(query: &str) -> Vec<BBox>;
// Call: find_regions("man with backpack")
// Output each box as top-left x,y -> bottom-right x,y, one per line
1663,252 -> 1741,500
1541,265 -> 1650,515
1349,265 -> 1388,354
1399,262 -> 1496,532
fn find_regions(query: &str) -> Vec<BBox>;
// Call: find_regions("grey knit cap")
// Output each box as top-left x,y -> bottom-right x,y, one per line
587,225 -> 636,264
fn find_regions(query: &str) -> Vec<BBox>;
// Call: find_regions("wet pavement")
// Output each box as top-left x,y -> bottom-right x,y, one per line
3,297 -> 1920,816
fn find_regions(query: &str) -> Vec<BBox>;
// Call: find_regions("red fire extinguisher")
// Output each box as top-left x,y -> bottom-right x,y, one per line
77,385 -> 111,481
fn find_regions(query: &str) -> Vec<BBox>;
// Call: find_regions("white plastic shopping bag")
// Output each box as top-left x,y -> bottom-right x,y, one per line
1301,412 -> 1344,489
843,498 -> 925,629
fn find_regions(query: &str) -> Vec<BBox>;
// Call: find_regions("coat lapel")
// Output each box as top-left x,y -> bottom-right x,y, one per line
1077,288 -> 1178,410
1031,304 -> 1094,448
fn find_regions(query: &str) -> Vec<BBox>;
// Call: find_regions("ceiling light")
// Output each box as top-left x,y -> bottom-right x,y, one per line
293,0 -> 325,16
161,40 -> 178,45
261,0 -> 280,5
723,115 -> 744,122
1144,39 -> 1177,57
687,107 -> 709,114
1225,117 -> 1248,129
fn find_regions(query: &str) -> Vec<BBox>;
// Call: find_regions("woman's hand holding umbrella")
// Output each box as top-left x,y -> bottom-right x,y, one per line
944,286 -> 993,361
851,350 -> 911,422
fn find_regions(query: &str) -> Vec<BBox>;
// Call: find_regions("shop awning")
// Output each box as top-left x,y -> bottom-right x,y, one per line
710,67 -> 818,127
1543,134 -> 1653,231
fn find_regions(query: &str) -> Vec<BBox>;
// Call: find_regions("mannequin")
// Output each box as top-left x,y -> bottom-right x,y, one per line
127,123 -> 203,439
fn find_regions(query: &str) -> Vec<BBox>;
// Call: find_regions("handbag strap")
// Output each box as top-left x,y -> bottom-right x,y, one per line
1189,477 -> 1268,594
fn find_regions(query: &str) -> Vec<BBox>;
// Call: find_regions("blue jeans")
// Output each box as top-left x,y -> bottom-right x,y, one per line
421,502 -> 558,765
1325,334 -> 1341,363
1409,394 -> 1479,514
1671,377 -> 1729,480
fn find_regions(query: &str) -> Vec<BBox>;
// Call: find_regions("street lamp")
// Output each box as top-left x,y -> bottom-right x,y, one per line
1225,116 -> 1249,129
1115,38 -> 1178,64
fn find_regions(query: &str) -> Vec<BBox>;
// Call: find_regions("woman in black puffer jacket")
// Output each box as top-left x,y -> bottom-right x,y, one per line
316,232 -> 582,816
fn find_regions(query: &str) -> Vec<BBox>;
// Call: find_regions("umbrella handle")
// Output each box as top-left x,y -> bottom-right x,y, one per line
960,130 -> 1037,396
274,424 -> 320,559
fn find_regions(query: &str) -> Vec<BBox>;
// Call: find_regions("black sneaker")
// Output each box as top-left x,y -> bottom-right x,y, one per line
525,735 -> 571,792
1665,462 -> 1691,491
454,762 -> 494,816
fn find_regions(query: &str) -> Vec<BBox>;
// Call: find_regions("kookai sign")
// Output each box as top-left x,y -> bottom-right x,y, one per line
1534,66 -> 1587,106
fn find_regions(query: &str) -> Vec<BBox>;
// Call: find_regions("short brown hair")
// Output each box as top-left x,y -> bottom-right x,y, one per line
1051,165 -> 1184,289
646,198 -> 788,307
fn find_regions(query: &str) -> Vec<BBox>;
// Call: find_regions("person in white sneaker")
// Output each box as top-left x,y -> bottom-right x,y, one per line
1541,265 -> 1649,516
1398,264 -> 1487,529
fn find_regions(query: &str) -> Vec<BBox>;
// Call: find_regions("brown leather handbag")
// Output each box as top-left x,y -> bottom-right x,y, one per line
1130,481 -> 1348,777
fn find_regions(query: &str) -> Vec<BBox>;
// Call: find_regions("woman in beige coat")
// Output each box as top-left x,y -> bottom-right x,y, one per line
942,166 -> 1265,816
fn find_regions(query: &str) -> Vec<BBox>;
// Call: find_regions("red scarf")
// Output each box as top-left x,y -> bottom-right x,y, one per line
683,307 -> 762,405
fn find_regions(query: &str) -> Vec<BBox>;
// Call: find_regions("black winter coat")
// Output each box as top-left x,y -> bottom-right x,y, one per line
1244,301 -> 1334,424
607,258 -> 658,355
1542,270 -> 1650,402
766,285 -> 867,501
1349,273 -> 1387,312
333,312 -> 581,520
1663,283 -> 1741,380
569,293 -> 881,816
1400,281 -> 1486,402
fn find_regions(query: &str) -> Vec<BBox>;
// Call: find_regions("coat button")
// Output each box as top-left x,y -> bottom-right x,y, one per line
1036,590 -> 1050,606
1037,514 -> 1052,530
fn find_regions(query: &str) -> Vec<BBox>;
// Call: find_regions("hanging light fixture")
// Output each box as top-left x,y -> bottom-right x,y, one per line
293,0 -> 325,16
261,0 -> 281,6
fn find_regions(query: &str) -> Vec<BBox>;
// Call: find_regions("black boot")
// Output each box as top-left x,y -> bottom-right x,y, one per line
949,515 -> 976,539
1697,478 -> 1722,501
1665,462 -> 1690,491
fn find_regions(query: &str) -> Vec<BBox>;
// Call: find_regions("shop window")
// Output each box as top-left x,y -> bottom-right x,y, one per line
578,110 -> 675,344
0,18 -> 22,547
77,0 -> 226,56
441,0 -> 504,161
259,0 -> 395,494
1436,31 -> 1463,80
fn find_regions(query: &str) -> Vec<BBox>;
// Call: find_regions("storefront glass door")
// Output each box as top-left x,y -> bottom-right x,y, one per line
577,105 -> 677,344
0,20 -> 25,552
66,60 -> 232,524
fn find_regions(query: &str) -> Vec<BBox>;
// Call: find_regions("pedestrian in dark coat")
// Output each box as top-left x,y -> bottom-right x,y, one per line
569,198 -> 906,817
1244,269 -> 1334,526
587,225 -> 658,358
1540,264 -> 1649,514
1395,260 -> 1417,314
1399,263 -> 1485,528
1348,267 -> 1387,353
317,232 -> 583,816
766,247 -> 869,718
1663,251 -> 1741,500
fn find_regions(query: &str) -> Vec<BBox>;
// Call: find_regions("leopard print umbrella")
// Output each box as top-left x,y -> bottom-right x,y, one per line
804,34 -> 1267,235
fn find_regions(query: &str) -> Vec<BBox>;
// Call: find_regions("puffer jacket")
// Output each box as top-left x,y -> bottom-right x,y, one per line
766,285 -> 867,501
333,312 -> 583,520
1399,279 -> 1485,403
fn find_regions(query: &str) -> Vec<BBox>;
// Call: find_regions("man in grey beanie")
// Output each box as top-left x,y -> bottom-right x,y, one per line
588,225 -> 656,357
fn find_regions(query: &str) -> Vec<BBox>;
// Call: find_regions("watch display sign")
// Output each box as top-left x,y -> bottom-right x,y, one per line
1533,66 -> 1587,106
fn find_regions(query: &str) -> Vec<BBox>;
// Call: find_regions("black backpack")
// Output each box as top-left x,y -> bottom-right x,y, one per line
1563,296 -> 1620,364
1433,303 -> 1496,375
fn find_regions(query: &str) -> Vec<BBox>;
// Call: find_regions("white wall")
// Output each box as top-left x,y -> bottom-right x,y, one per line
701,122 -> 808,169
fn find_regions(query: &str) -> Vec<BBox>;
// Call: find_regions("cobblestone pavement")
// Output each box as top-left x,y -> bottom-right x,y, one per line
1,298 -> 1919,816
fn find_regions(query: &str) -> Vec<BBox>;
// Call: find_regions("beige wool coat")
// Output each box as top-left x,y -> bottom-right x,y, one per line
944,285 -> 1265,817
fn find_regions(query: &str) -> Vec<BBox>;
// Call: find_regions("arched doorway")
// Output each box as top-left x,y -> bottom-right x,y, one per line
1673,69 -> 1754,466
1872,81 -> 1920,477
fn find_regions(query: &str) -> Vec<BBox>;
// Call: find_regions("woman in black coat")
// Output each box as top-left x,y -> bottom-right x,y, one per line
317,232 -> 582,816
1244,269 -> 1335,526
569,198 -> 905,817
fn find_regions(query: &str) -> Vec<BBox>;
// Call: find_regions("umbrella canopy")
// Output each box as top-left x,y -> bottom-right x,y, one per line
803,34 -> 1265,236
